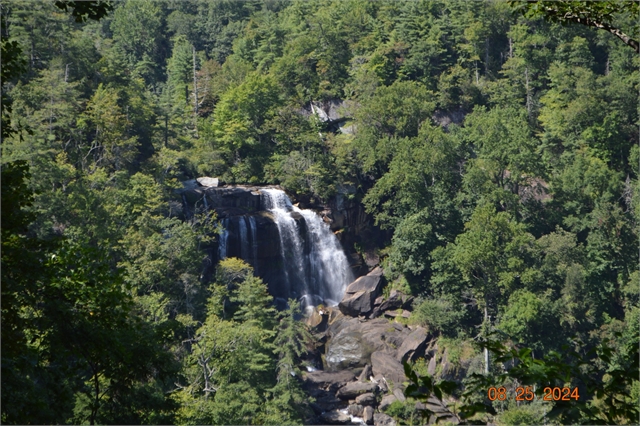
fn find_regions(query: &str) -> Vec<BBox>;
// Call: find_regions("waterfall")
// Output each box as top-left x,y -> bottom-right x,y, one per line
218,218 -> 229,260
261,188 -> 353,306
262,189 -> 307,300
238,216 -> 249,260
248,216 -> 258,273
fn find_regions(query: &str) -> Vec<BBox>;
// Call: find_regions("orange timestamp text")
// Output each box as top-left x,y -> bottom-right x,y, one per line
487,386 -> 580,401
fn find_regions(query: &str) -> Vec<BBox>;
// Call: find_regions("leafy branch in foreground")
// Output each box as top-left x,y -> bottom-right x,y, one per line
510,0 -> 639,52
404,333 -> 639,425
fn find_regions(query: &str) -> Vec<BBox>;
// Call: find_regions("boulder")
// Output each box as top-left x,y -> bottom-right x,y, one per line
370,289 -> 413,318
339,268 -> 384,317
339,290 -> 377,317
374,412 -> 397,426
396,327 -> 430,363
379,394 -> 397,411
304,370 -> 356,393
325,330 -> 373,370
358,364 -> 372,382
325,318 -> 409,369
424,395 -> 460,424
312,394 -> 344,413
376,376 -> 389,393
336,382 -> 378,400
393,388 -> 406,402
355,392 -> 376,406
305,307 -> 328,330
363,406 -> 374,425
321,410 -> 353,425
371,351 -> 406,389
347,404 -> 364,417
428,356 -> 437,376
197,177 -> 219,187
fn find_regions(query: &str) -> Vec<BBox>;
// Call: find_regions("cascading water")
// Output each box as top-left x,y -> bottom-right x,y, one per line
238,216 -> 249,260
248,216 -> 258,274
218,218 -> 229,260
261,188 -> 353,306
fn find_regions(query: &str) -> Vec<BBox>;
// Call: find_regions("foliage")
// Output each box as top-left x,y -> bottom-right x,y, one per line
2,0 -> 637,423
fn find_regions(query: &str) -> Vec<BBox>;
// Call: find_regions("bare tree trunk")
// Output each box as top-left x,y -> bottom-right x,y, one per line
484,38 -> 489,75
484,305 -> 489,375
525,67 -> 532,119
192,46 -> 199,138
192,46 -> 198,117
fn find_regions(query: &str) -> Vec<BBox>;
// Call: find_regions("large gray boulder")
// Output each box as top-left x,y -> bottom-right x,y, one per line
325,317 -> 409,370
336,382 -> 378,400
196,176 -> 219,187
338,268 -> 384,317
339,291 -> 377,317
358,364 -> 373,382
374,412 -> 397,426
371,351 -> 406,389
303,370 -> 356,392
363,406 -> 374,425
347,404 -> 364,417
396,327 -> 430,363
355,392 -> 376,406
325,330 -> 374,370
370,290 -> 413,318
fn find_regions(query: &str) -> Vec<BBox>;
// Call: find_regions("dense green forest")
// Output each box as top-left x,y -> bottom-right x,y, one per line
2,0 -> 638,424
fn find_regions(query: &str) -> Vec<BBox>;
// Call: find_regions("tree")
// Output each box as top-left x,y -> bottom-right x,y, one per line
513,1 -> 639,52
437,203 -> 536,373
262,299 -> 313,425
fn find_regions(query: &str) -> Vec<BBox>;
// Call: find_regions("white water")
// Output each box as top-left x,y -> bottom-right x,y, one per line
238,216 -> 249,260
248,216 -> 258,274
218,218 -> 229,260
261,189 -> 353,306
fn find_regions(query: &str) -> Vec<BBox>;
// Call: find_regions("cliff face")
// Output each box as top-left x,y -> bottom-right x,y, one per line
178,183 -> 376,304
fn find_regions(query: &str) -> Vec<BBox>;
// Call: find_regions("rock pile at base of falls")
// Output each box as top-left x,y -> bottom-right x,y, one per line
302,268 -> 460,425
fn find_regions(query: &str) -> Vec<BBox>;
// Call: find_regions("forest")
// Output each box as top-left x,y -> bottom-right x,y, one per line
1,0 -> 638,425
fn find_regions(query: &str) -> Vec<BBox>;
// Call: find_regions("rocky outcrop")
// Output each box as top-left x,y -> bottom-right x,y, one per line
371,352 -> 406,389
338,268 -> 384,316
304,370 -> 355,392
370,289 -> 413,318
325,315 -> 411,370
374,412 -> 397,426
355,392 -> 376,406
336,382 -> 378,400
358,364 -> 372,382
379,394 -> 397,411
347,404 -> 364,417
196,176 -> 219,187
303,306 -> 460,426
363,406 -> 374,425
325,329 -> 375,370
396,327 -> 430,363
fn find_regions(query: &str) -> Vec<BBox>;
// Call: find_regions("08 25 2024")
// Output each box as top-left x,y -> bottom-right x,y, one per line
487,386 -> 580,401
